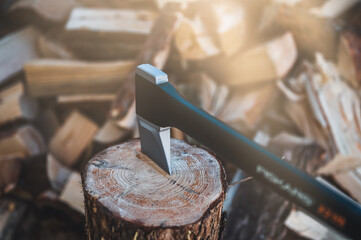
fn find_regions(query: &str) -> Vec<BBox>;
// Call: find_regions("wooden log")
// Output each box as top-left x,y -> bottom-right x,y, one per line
65,8 -> 156,36
0,27 -> 39,85
37,34 -> 74,59
174,1 -> 246,60
275,4 -> 337,59
25,59 -> 134,97
174,17 -> 220,60
63,8 -> 156,60
337,30 -> 361,88
225,32 -> 297,86
82,139 -> 226,239
303,53 -> 361,204
93,120 -> 130,146
60,172 -> 84,214
219,84 -> 277,130
0,125 -> 46,160
0,82 -> 38,127
110,3 -> 183,129
49,111 -> 98,167
47,154 -> 72,192
7,0 -> 76,24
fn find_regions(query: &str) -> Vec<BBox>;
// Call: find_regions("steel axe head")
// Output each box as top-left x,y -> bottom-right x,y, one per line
136,64 -> 172,174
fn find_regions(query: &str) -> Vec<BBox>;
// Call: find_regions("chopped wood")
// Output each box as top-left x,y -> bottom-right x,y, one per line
170,127 -> 184,140
93,120 -> 129,145
57,94 -> 115,104
66,8 -> 157,35
83,139 -> 226,239
212,2 -> 246,56
225,32 -> 297,85
175,17 -> 220,60
49,111 -> 98,167
275,4 -> 337,59
25,59 -> 134,97
47,154 -> 72,193
285,209 -> 345,240
212,84 -> 230,117
310,53 -> 361,157
310,0 -> 359,19
155,0 -> 194,9
0,82 -> 38,126
111,3 -> 183,129
0,125 -> 46,160
177,73 -> 218,114
318,154 -> 361,175
333,170 -> 361,203
0,27 -> 39,85
8,0 -> 77,23
219,84 -> 277,130
304,53 -> 361,203
337,31 -> 361,87
285,101 -> 329,153
37,35 -> 74,59
60,172 -> 84,214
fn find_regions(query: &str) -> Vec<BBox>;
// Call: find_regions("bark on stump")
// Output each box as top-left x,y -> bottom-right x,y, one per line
82,139 -> 227,240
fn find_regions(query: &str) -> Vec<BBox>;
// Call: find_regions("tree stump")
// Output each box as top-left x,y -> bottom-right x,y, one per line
82,139 -> 227,240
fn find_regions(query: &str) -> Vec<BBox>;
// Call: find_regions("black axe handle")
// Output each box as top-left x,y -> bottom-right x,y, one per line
136,71 -> 361,240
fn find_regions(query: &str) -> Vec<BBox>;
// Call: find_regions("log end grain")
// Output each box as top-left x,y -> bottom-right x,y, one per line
82,139 -> 226,239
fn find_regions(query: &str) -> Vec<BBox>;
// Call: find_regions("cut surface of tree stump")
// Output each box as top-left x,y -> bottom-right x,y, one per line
82,139 -> 226,240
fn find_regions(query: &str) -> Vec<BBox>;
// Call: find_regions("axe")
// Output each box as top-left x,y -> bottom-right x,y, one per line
135,64 -> 361,239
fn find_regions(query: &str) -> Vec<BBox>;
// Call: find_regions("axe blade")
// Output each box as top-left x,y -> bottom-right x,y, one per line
136,64 -> 171,174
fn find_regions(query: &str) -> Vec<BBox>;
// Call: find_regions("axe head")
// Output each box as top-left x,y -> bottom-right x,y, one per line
136,64 -> 172,174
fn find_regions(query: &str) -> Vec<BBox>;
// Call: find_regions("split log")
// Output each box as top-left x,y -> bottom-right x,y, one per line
37,35 -> 74,59
309,0 -> 359,19
174,1 -> 246,60
0,125 -> 46,160
7,0 -> 76,24
225,32 -> 297,86
219,84 -> 277,130
47,154 -> 72,193
25,59 -> 134,97
174,17 -> 220,60
66,8 -> 156,36
0,125 -> 45,194
110,3 -> 183,129
275,4 -> 337,59
82,139 -> 226,239
49,111 -> 98,167
0,82 -> 38,127
0,27 -> 39,85
285,209 -> 345,240
60,172 -> 84,214
304,53 -> 361,204
93,120 -> 130,146
63,8 -> 156,60
55,94 -> 114,125
337,30 -> 361,87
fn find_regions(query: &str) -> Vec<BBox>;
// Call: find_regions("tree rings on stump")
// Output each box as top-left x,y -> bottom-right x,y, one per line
82,139 -> 226,240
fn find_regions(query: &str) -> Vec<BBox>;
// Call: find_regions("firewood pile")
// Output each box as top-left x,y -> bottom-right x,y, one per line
0,0 -> 360,239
